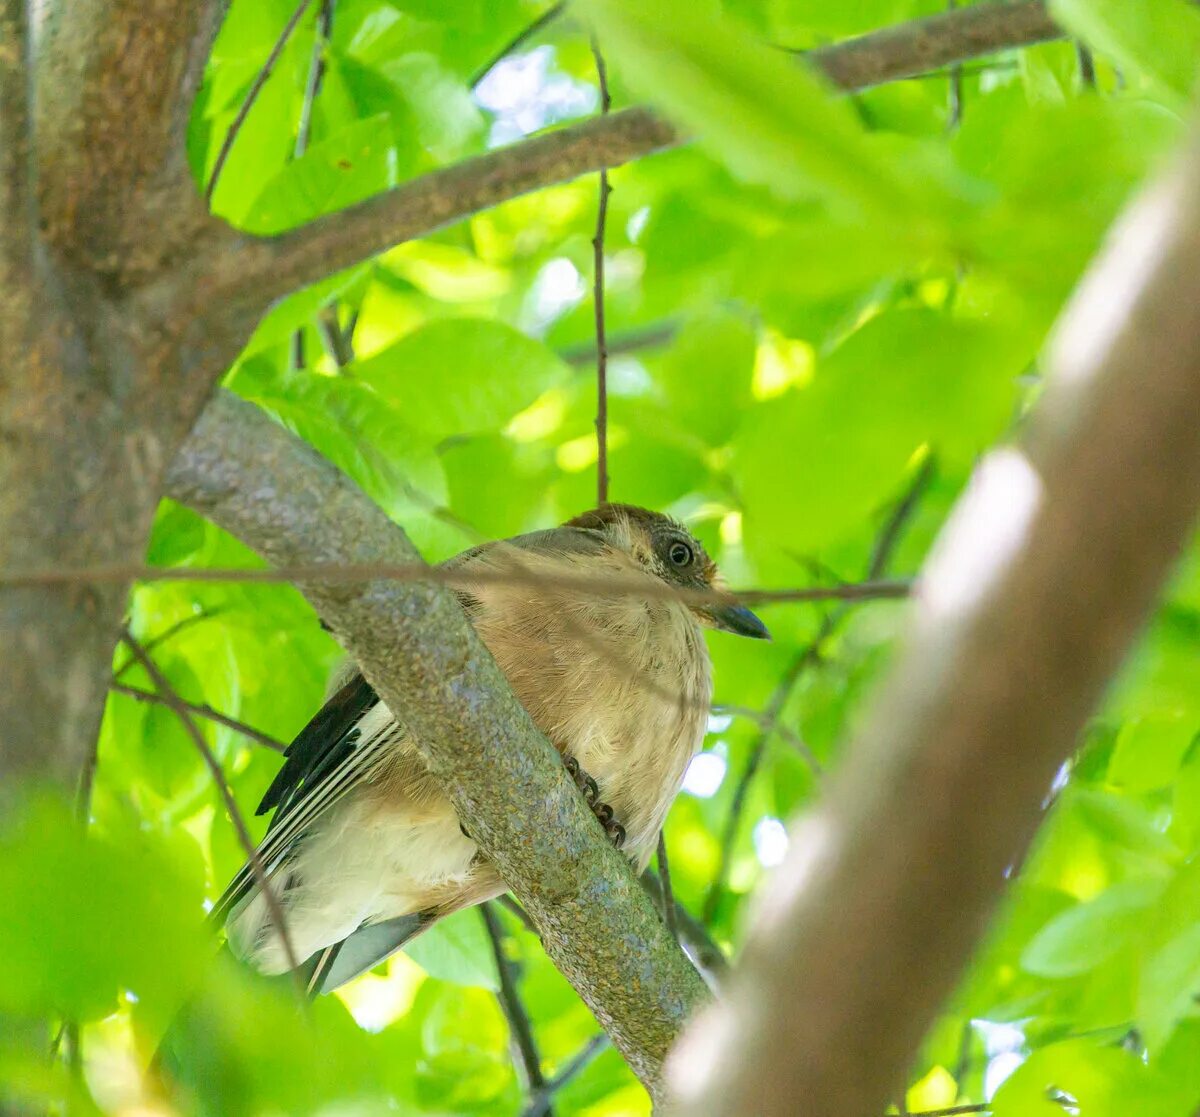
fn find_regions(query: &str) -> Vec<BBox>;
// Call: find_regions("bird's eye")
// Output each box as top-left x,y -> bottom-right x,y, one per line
667,540 -> 694,567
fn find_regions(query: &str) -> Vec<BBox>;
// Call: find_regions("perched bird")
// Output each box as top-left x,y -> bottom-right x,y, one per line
215,502 -> 767,994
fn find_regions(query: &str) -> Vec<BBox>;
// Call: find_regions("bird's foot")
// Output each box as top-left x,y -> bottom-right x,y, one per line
564,756 -> 626,849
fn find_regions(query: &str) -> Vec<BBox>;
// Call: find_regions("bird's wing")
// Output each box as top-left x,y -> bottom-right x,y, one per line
211,671 -> 387,925
306,913 -> 435,995
213,525 -> 608,932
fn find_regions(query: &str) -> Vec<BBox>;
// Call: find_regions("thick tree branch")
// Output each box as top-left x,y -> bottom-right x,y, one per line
813,0 -> 1056,89
34,0 -> 224,278
163,389 -> 706,1100
665,125 -> 1200,1116
0,0 -> 33,290
199,1 -> 1065,311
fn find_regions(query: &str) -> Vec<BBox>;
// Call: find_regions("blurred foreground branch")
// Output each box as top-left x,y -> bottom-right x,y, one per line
665,125 -> 1200,1115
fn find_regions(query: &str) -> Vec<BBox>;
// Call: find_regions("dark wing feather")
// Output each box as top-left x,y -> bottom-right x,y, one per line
211,672 -> 381,925
257,671 -> 379,818
311,913 -> 434,994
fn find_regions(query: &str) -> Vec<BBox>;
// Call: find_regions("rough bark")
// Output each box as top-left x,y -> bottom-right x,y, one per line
34,0 -> 226,279
815,0 -> 1058,89
665,125 -> 1200,1117
164,390 -> 707,1101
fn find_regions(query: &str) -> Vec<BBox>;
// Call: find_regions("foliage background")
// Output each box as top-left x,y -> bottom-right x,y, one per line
4,0 -> 1200,1114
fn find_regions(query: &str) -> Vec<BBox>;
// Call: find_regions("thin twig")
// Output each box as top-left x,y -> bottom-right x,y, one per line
656,831 -> 679,943
206,0 -> 315,204
0,558 -> 910,609
482,904 -> 548,1107
119,629 -> 306,998
292,0 -> 334,371
112,608 -> 227,681
470,2 -> 567,89
523,1034 -> 610,1117
1076,42 -> 1096,88
903,1106 -> 989,1116
946,0 -> 963,131
591,37 -> 612,506
640,870 -> 727,981
498,893 -> 540,935
294,0 -> 331,160
716,704 -> 823,777
559,321 -> 679,366
702,642 -> 820,922
318,305 -> 355,367
110,682 -> 288,753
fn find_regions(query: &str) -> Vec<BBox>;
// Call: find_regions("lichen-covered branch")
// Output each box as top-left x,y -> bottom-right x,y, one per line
665,125 -> 1200,1117
164,389 -> 707,1101
201,0 -> 1066,312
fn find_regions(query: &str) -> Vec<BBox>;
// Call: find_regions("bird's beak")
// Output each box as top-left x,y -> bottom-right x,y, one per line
706,601 -> 770,640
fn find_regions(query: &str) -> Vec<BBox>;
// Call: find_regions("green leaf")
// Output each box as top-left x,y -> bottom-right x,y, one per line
1021,878 -> 1166,978
1050,0 -> 1200,101
992,1041 -> 1146,1117
243,115 -> 400,235
657,310 -> 756,446
733,309 -> 1027,553
0,795 -> 209,1026
356,318 -> 570,440
405,910 -> 500,990
577,0 -> 934,221
1108,715 -> 1197,793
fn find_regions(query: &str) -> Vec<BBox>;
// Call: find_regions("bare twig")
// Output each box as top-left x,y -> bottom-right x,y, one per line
641,871 -> 727,981
110,682 -> 288,753
560,321 -> 679,366
946,1 -> 963,131
656,831 -> 679,943
716,704 -> 823,776
318,306 -> 355,367
498,894 -> 540,935
0,556 -> 910,610
291,0 -> 334,371
702,642 -> 820,922
483,904 -> 549,1108
666,122 -> 1200,1117
471,2 -> 568,89
904,1106 -> 989,1117
524,1034 -> 610,1117
591,37 -> 612,505
118,628 -> 306,997
204,1 -> 1068,311
112,608 -> 227,681
206,0 -> 315,204
294,0 -> 331,160
1076,42 -> 1096,88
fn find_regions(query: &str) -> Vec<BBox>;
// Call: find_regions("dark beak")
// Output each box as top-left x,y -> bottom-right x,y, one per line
707,602 -> 770,640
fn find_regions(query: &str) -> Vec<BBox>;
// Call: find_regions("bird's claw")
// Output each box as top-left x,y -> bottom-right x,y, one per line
564,755 -> 599,803
564,754 -> 625,850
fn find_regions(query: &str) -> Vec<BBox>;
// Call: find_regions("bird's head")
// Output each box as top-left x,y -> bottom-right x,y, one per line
565,503 -> 769,640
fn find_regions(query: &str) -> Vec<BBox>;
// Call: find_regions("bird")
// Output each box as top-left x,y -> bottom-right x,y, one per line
214,502 -> 768,995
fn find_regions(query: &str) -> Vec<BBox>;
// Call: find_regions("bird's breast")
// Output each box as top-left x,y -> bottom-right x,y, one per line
469,562 -> 713,863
